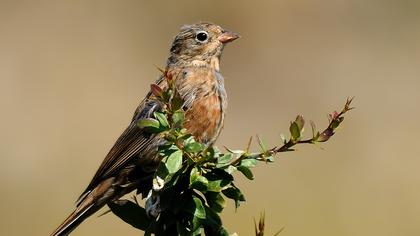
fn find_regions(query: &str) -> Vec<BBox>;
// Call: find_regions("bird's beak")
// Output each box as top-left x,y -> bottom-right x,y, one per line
218,31 -> 240,44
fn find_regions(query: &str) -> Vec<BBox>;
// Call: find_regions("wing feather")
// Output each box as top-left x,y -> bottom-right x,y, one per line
77,79 -> 166,203
77,69 -> 198,203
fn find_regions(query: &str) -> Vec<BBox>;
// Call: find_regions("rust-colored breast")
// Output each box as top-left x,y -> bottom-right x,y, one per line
185,94 -> 223,144
173,66 -> 226,145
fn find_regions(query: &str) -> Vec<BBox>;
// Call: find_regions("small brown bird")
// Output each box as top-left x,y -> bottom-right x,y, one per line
52,22 -> 239,235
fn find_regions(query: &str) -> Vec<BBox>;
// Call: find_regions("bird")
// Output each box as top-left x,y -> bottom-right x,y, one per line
51,22 -> 239,236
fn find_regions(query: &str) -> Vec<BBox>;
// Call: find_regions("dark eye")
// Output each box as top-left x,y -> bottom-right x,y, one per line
195,31 -> 209,42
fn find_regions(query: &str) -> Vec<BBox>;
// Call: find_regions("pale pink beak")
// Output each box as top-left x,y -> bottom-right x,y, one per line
218,31 -> 240,44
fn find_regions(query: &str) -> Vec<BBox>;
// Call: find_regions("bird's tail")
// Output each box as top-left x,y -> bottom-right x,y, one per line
51,201 -> 95,236
51,178 -> 116,236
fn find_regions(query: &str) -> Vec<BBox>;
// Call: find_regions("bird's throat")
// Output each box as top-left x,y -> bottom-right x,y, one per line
190,57 -> 220,71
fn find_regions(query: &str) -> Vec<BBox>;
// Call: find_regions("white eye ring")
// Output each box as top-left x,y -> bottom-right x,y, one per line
195,31 -> 209,43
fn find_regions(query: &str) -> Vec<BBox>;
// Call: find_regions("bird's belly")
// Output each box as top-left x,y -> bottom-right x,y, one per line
184,94 -> 223,145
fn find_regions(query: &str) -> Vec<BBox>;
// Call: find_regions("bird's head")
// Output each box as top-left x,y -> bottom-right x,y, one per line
167,22 -> 239,69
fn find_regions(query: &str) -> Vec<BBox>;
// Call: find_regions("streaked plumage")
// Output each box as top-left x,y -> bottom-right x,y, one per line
52,22 -> 238,236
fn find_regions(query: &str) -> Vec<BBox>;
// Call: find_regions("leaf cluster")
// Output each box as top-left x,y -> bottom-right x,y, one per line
109,73 -> 354,235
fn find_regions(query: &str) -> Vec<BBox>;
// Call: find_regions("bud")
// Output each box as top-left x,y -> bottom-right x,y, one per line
150,84 -> 163,97
317,128 -> 334,142
164,70 -> 173,82
295,115 -> 305,131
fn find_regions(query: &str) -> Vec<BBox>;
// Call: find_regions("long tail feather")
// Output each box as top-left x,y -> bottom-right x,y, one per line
51,178 -> 116,236
51,202 -> 96,236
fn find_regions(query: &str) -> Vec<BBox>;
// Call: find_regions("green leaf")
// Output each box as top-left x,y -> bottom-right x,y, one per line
207,179 -> 231,193
137,118 -> 161,133
183,135 -> 195,144
204,207 -> 222,227
155,162 -> 169,179
295,115 -> 305,131
331,117 -> 343,129
172,110 -> 185,126
219,228 -> 230,236
191,218 -> 203,235
165,149 -> 183,174
207,180 -> 224,192
222,186 -> 245,209
154,112 -> 169,128
211,146 -> 222,156
203,206 -> 223,234
190,166 -> 199,179
240,159 -> 257,168
154,163 -> 169,187
290,121 -> 301,140
191,176 -> 209,192
185,194 -> 205,220
206,171 -> 233,192
192,196 -> 206,219
185,142 -> 204,153
190,168 -> 209,192
108,200 -> 152,231
224,165 -> 237,174
205,192 -> 225,213
216,153 -> 233,168
237,166 -> 254,180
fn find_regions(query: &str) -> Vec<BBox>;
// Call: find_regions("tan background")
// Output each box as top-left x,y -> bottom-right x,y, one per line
1,0 -> 420,235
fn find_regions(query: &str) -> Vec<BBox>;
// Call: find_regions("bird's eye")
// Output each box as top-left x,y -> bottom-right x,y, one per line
195,31 -> 209,42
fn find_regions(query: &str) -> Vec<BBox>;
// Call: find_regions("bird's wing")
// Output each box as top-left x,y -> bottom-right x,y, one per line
77,77 -> 168,204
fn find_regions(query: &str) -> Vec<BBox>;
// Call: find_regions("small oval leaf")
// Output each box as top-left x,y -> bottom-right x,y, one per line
205,192 -> 225,213
165,149 -> 183,174
172,110 -> 185,126
290,121 -> 301,140
237,166 -> 254,180
193,196 -> 206,219
216,153 -> 233,168
154,112 -> 169,128
137,118 -> 161,133
240,159 -> 257,168
185,142 -> 203,153
137,118 -> 159,129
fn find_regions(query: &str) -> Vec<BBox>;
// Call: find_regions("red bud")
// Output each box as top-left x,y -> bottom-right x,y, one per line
150,84 -> 163,97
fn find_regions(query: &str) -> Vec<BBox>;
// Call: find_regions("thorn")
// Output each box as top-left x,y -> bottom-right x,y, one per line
254,217 -> 258,236
154,64 -> 165,73
273,226 -> 285,236
97,209 -> 112,217
256,135 -> 267,152
246,136 -> 253,153
345,97 -> 355,111
310,120 -> 317,138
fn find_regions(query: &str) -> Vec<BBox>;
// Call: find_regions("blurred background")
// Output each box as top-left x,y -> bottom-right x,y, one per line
1,0 -> 420,235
